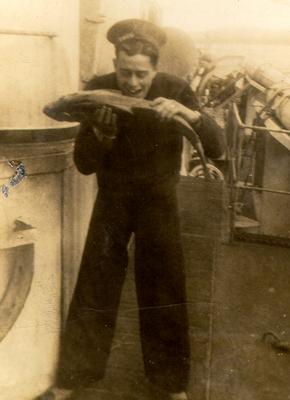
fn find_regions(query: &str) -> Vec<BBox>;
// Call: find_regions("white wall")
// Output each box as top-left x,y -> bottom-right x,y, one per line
0,2 -> 80,399
0,0 -> 79,128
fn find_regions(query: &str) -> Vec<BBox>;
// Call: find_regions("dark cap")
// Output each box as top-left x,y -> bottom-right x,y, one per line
107,19 -> 167,49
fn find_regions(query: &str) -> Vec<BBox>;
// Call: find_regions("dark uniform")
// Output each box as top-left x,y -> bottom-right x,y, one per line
56,70 -> 224,394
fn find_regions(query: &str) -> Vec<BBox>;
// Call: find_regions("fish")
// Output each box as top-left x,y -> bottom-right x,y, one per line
43,89 -> 212,178
43,89 -> 135,122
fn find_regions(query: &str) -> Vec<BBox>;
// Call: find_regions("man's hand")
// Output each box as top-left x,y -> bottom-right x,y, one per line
92,106 -> 118,141
150,97 -> 201,126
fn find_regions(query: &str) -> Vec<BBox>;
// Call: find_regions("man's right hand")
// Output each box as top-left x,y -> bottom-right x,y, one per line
92,106 -> 118,141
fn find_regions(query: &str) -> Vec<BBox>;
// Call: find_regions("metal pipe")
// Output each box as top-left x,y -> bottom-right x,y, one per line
245,75 -> 266,93
229,102 -> 290,243
232,103 -> 290,135
0,29 -> 57,38
235,183 -> 290,196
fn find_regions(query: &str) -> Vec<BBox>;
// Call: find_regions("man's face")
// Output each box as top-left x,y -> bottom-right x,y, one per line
114,50 -> 157,98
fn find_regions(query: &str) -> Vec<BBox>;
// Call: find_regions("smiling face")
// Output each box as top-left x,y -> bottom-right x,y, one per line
114,50 -> 157,99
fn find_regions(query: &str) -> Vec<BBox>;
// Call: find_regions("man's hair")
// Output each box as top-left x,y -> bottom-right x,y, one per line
115,39 -> 159,66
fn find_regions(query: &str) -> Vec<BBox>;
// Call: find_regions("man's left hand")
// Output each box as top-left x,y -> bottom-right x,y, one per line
150,97 -> 201,125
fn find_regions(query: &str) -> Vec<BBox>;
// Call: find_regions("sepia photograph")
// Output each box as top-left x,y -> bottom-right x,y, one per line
0,1 -> 290,399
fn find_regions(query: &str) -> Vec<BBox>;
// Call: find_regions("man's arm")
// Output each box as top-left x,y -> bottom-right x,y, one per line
150,84 -> 226,159
74,106 -> 118,175
180,84 -> 226,159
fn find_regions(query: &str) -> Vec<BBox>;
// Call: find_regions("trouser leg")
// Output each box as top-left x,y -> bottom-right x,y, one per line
57,190 -> 132,389
134,188 -> 190,393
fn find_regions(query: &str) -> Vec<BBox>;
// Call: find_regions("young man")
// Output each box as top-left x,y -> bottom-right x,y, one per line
38,19 -> 224,400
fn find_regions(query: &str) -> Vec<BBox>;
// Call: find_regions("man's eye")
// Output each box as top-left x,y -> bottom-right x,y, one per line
121,70 -> 131,78
136,72 -> 147,79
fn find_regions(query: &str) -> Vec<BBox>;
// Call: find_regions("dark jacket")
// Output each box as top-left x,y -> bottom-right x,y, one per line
74,72 -> 225,188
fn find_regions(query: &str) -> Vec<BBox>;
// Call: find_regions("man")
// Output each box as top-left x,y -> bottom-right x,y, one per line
38,19 -> 224,400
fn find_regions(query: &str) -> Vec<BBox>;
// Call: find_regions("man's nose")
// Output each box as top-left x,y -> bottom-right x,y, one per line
128,74 -> 139,87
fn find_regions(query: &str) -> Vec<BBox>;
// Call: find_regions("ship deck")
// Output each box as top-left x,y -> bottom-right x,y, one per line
44,177 -> 290,400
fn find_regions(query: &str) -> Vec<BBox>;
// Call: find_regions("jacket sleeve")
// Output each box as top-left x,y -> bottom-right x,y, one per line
180,84 -> 226,159
73,123 -> 107,175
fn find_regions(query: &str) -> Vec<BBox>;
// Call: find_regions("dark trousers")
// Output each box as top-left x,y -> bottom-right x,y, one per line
57,183 -> 190,393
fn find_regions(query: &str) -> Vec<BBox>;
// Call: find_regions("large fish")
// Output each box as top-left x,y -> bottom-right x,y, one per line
43,89 -> 211,178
